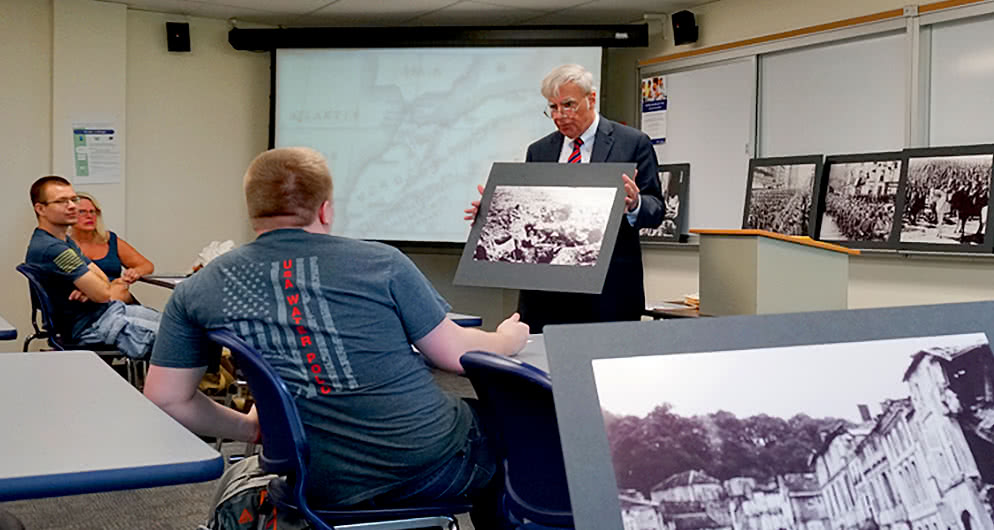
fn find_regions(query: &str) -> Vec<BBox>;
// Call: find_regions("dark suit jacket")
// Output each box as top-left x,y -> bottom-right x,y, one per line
519,117 -> 663,332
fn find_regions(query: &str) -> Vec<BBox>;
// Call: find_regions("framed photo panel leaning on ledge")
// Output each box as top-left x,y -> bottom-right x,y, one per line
639,163 -> 690,243
544,301 -> 994,530
893,144 -> 994,253
742,155 -> 823,237
815,151 -> 904,249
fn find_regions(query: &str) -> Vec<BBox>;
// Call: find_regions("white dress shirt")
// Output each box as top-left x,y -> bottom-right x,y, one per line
557,113 -> 641,223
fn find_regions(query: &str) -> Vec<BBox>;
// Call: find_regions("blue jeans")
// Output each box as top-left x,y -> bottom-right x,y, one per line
77,301 -> 161,359
363,399 -> 501,529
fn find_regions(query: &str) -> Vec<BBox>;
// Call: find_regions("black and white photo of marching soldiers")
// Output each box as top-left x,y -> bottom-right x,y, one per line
641,164 -> 689,242
819,159 -> 901,244
899,153 -> 993,246
744,161 -> 819,236
473,185 -> 614,266
593,333 -> 994,530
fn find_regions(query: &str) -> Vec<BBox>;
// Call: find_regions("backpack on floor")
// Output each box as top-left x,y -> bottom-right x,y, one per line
203,455 -> 310,530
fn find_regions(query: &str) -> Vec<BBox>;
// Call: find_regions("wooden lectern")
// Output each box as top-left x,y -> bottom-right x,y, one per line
690,229 -> 859,316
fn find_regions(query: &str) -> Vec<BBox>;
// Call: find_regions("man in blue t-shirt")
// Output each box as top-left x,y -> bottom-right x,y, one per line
25,176 -> 160,359
143,147 -> 529,528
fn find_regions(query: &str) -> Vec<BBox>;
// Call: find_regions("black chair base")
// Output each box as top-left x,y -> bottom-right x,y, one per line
267,478 -> 469,528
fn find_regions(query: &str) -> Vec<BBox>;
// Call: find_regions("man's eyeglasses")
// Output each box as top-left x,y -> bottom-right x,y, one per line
40,196 -> 81,206
544,99 -> 582,119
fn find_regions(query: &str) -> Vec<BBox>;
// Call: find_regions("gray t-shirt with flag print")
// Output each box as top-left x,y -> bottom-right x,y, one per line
150,228 -> 469,506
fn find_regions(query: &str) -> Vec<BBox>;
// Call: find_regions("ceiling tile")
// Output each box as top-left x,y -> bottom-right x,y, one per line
412,1 -> 548,26
122,0 -> 204,17
118,0 -> 713,27
298,0 -> 457,26
471,0 -> 589,9
201,0 -> 332,14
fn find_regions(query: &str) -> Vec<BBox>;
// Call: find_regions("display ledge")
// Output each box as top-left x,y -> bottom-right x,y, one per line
641,238 -> 700,249
853,248 -> 994,261
639,239 -> 994,260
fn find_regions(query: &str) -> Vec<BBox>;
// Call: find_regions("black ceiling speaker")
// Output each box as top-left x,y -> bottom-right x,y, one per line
166,22 -> 191,52
671,10 -> 699,46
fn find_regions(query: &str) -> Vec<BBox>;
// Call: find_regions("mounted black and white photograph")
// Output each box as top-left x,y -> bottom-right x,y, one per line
473,185 -> 614,266
454,162 -> 629,293
640,164 -> 690,242
896,146 -> 994,251
817,153 -> 902,248
743,156 -> 822,236
591,333 -> 994,530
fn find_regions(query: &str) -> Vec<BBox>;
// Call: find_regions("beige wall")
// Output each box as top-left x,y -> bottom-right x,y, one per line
124,10 -> 269,309
0,0 -> 53,344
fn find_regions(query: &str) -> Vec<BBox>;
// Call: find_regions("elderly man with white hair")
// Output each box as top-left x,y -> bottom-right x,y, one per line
467,63 -> 664,332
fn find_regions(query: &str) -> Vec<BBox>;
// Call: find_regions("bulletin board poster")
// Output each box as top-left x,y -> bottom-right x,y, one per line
72,122 -> 122,184
640,75 -> 667,145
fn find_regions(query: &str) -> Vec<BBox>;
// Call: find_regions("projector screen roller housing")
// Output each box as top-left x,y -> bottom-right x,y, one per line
275,47 -> 602,243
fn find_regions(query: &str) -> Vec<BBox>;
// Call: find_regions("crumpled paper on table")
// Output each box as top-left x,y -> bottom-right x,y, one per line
190,240 -> 235,272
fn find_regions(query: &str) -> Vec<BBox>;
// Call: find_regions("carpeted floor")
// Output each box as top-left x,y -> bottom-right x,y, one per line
0,370 -> 478,530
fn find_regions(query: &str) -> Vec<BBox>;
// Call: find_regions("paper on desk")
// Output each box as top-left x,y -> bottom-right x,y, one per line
683,292 -> 700,308
651,301 -> 692,310
191,240 -> 235,272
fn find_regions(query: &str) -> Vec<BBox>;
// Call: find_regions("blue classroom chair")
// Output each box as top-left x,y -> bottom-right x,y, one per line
460,351 -> 574,529
16,263 -> 145,388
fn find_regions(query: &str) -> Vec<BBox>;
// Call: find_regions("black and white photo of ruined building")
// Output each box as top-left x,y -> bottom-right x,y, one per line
473,185 -> 614,266
744,163 -> 818,236
899,154 -> 993,246
820,160 -> 902,244
592,334 -> 994,530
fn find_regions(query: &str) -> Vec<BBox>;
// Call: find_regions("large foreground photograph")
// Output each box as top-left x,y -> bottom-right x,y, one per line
592,334 -> 994,530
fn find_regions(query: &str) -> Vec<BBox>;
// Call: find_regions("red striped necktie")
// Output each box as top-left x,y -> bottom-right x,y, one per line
568,138 -> 583,164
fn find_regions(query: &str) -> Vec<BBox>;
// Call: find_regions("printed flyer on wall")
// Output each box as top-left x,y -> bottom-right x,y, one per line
640,75 -> 667,145
72,122 -> 121,184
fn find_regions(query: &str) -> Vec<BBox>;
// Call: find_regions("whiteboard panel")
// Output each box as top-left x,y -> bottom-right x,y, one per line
650,58 -> 755,230
760,32 -> 906,157
929,13 -> 994,147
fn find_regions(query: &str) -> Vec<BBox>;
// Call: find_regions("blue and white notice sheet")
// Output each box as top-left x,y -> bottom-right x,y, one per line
72,121 -> 121,184
640,75 -> 667,145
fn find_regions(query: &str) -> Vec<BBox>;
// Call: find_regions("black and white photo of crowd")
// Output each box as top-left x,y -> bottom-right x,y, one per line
473,185 -> 614,266
592,333 -> 994,530
745,163 -> 817,236
899,154 -> 993,246
819,160 -> 901,243
640,166 -> 687,241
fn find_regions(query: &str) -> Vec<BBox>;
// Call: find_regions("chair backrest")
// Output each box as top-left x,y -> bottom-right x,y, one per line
207,330 -> 310,478
16,263 -> 62,347
460,351 -> 573,527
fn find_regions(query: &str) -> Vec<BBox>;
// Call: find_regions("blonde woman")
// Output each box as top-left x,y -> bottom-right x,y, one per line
70,192 -> 154,302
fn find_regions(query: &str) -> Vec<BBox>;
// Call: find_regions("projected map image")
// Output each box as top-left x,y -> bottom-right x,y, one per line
275,47 -> 603,242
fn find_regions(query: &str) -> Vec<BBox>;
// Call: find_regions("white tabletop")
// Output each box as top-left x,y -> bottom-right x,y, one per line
512,333 -> 548,373
0,314 -> 14,341
0,351 -> 222,501
447,312 -> 482,327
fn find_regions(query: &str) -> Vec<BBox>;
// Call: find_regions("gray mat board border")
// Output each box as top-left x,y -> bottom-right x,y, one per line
543,300 -> 994,530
